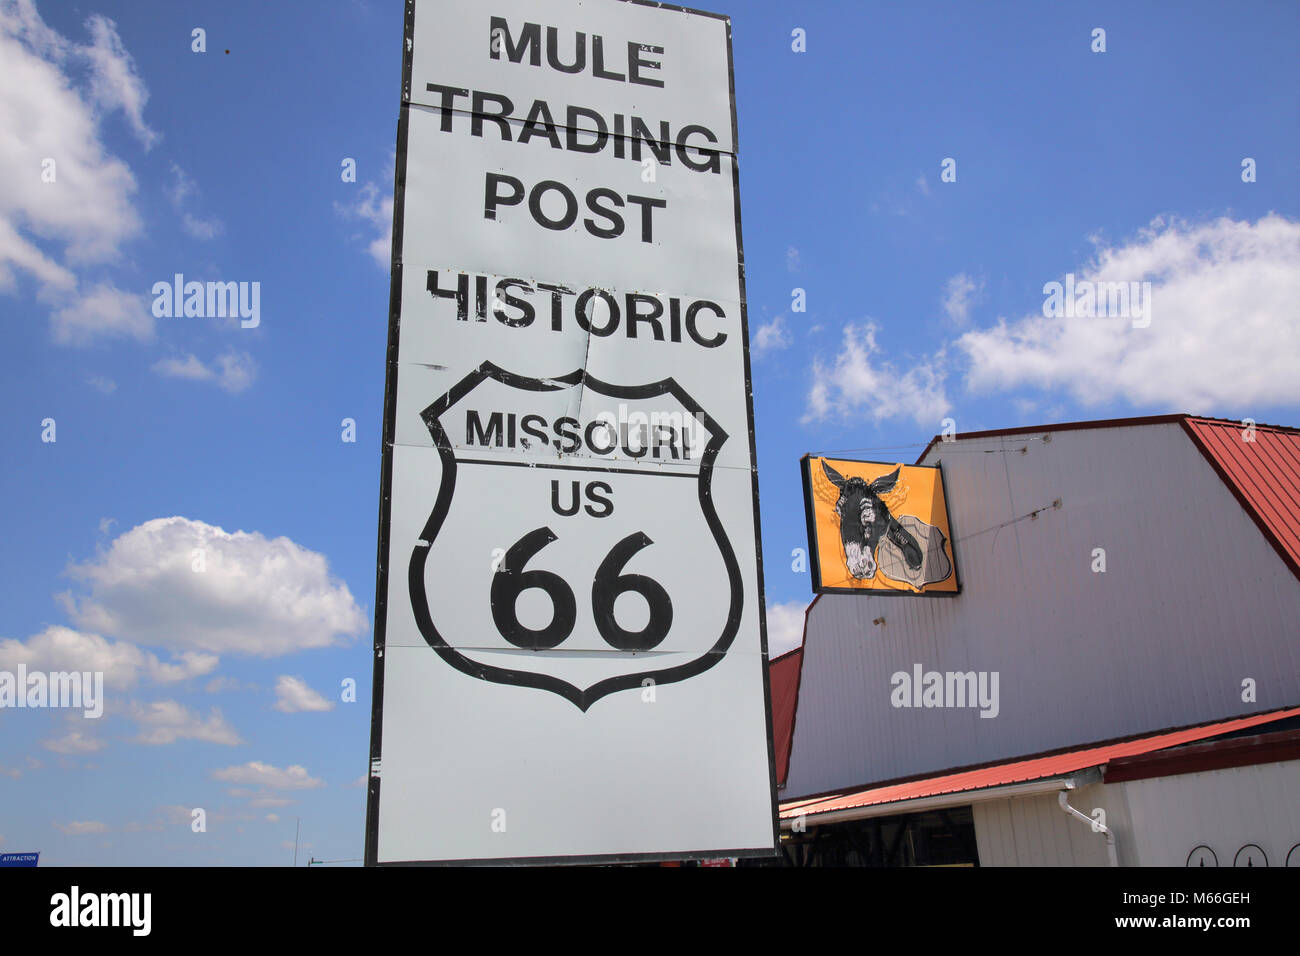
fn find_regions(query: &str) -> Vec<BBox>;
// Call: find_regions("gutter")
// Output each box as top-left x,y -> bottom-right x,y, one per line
780,774 -> 1087,829
1057,787 -> 1118,867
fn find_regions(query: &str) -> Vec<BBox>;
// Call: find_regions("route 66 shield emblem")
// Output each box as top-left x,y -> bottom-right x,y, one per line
409,362 -> 743,711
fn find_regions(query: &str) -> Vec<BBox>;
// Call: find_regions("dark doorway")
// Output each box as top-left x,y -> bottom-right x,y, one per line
774,807 -> 979,867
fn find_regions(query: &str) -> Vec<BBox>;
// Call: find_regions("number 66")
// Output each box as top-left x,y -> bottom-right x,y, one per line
490,527 -> 673,651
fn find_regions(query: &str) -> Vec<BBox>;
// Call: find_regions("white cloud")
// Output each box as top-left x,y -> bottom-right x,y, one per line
960,214 -> 1300,409
273,675 -> 334,713
130,700 -> 242,746
180,213 -> 222,241
0,625 -> 218,691
211,350 -> 255,392
145,806 -> 193,828
42,727 -> 107,755
249,794 -> 295,808
81,14 -> 158,149
941,273 -> 983,326
0,3 -> 168,349
0,218 -> 75,294
0,3 -> 142,266
786,245 -> 801,272
212,761 -> 324,790
265,813 -> 280,823
150,353 -> 207,380
0,4 -> 219,351
87,376 -> 116,394
165,164 -> 222,240
0,758 -> 38,779
136,805 -> 253,829
164,163 -> 194,208
915,174 -> 931,196
64,517 -> 366,657
151,350 -> 255,393
335,181 -> 393,269
50,283 -> 151,345
55,820 -> 109,835
766,600 -> 808,657
205,676 -> 247,694
753,314 -> 791,354
804,323 -> 950,427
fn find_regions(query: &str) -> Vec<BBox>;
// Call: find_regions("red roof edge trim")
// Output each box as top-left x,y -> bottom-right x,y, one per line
1103,726 -> 1300,783
779,706 -> 1300,813
1180,417 -> 1300,584
769,594 -> 818,788
782,593 -> 816,785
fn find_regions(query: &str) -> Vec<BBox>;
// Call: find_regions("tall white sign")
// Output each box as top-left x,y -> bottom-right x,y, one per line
367,0 -> 776,865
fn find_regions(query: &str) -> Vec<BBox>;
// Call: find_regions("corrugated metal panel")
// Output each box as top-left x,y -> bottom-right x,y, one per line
915,414 -> 1191,463
1120,760 -> 1300,866
783,420 -> 1300,799
974,783 -> 1119,867
768,647 -> 803,786
779,708 -> 1299,819
1183,417 -> 1300,581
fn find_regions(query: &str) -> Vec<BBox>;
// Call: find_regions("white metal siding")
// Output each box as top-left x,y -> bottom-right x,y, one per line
784,423 -> 1300,799
1119,760 -> 1300,866
973,782 -> 1133,866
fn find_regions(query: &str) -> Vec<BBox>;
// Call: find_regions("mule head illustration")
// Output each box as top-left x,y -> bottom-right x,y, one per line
821,460 -> 923,579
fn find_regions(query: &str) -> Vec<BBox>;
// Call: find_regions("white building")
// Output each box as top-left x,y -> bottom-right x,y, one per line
774,415 -> 1300,866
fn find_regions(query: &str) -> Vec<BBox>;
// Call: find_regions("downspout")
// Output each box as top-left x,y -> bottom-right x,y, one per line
1058,790 -> 1118,867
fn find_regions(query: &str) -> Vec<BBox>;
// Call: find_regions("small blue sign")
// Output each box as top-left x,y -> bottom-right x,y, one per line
0,852 -> 40,867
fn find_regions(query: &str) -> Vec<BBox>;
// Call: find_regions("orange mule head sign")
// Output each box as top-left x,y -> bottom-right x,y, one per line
800,455 -> 959,595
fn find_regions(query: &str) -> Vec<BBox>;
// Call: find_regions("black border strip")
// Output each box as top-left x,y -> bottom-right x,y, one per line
368,0 -> 779,868
934,460 -> 963,595
721,8 -> 783,861
799,454 -> 825,594
378,845 -> 776,867
364,0 -> 416,871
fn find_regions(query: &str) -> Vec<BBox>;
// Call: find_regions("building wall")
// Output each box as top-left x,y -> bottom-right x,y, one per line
972,761 -> 1300,866
973,782 -> 1130,867
1119,759 -> 1300,866
784,423 -> 1300,799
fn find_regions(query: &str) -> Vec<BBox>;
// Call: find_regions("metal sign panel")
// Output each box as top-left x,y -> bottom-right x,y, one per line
801,455 -> 960,596
366,0 -> 777,865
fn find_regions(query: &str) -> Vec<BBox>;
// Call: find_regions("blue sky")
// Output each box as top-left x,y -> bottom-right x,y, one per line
0,0 -> 1296,865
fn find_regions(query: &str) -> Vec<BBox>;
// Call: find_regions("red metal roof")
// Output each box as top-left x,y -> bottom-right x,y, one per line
779,707 -> 1300,819
768,646 -> 803,786
1182,417 -> 1300,582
